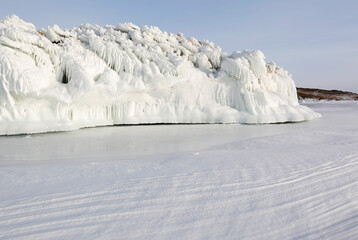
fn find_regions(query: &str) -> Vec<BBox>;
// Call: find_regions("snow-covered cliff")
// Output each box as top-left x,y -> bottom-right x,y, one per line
0,15 -> 320,135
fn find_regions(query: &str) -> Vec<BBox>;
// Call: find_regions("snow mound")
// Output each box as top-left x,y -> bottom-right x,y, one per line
0,15 -> 320,135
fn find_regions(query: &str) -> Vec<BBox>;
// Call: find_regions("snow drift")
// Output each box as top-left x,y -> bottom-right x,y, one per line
0,15 -> 320,135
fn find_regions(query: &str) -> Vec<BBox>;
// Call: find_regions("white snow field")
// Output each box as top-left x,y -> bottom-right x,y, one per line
0,15 -> 319,135
0,101 -> 357,239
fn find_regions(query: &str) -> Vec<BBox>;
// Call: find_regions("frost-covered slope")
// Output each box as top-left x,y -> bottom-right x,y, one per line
0,15 -> 319,134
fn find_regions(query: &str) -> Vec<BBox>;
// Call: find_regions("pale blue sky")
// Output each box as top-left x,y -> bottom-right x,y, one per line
1,0 -> 357,92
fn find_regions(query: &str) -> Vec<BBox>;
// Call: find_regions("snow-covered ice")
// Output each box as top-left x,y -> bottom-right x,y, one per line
0,101 -> 357,239
0,15 -> 319,135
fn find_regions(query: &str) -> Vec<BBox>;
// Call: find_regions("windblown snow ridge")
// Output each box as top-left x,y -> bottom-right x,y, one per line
0,15 -> 320,135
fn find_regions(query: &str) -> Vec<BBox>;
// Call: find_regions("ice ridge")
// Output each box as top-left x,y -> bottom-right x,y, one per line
0,15 -> 320,135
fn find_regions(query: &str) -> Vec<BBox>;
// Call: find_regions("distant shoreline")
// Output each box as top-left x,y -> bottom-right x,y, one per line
297,87 -> 358,101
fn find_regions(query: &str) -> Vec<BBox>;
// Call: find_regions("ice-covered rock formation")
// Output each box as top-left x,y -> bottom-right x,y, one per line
0,15 -> 320,135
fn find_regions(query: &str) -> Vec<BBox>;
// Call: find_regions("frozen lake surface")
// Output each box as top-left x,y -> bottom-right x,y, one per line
0,102 -> 357,239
